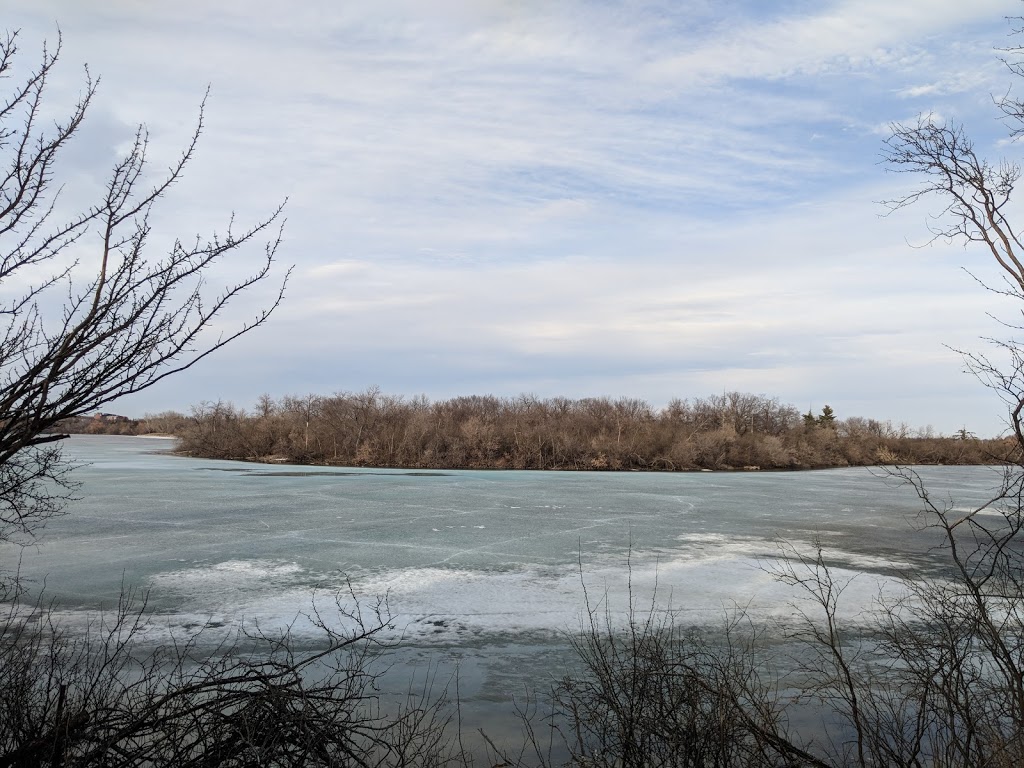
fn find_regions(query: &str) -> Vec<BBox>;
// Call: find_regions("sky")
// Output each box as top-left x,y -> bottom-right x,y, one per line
6,0 -> 1024,436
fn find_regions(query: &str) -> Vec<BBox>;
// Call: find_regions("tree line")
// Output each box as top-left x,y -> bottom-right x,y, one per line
124,389 -> 1009,470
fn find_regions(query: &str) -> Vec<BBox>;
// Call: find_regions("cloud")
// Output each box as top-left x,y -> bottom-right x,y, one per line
646,0 -> 1016,84
4,0 -> 1022,435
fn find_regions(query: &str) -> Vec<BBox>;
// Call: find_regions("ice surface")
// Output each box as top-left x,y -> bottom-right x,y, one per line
8,435 -> 1011,730
1,436 -> 1003,653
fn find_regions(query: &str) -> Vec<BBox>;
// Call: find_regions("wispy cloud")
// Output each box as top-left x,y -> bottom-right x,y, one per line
5,0 -> 1022,434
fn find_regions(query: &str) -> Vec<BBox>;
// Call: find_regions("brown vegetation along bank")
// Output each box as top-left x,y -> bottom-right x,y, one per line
58,412 -> 142,435
163,390 -> 1009,470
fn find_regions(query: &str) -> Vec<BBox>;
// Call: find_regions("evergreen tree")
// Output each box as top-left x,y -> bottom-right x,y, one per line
818,404 -> 836,428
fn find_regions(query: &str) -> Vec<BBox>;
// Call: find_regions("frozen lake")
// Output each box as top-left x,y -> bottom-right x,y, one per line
2,435 -> 1008,730
8,436 -> 1004,634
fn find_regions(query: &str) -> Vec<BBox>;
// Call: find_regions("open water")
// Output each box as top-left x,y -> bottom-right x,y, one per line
1,435 -> 1010,740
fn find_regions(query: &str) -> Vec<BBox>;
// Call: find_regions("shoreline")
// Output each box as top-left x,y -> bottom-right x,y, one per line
166,446 -> 994,474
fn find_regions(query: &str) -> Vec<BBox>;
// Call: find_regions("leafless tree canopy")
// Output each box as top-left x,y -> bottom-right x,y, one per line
0,587 -> 456,768
163,390 -> 1005,472
883,118 -> 1024,293
881,21 -> 1024,298
474,15 -> 1024,768
0,30 -> 288,543
0,29 -> 461,768
881,29 -> 1024,452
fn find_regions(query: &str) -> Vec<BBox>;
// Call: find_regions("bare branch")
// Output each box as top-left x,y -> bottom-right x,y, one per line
0,30 -> 289,538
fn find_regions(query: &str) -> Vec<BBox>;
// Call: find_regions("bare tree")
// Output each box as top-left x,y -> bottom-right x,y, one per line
474,15 -> 1024,768
881,22 -> 1024,448
0,585 -> 457,767
0,29 -> 288,544
0,31 -> 469,768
